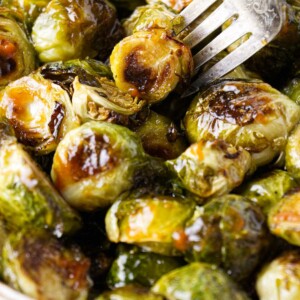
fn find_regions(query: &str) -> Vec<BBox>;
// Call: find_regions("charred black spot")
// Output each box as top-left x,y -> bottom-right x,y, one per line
48,102 -> 65,140
124,51 -> 154,92
0,57 -> 16,76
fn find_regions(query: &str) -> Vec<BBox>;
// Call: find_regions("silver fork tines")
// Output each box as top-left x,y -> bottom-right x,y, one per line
179,0 -> 284,97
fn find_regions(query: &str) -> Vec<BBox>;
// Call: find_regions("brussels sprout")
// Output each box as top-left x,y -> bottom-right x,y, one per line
133,110 -> 186,160
51,121 -> 152,211
184,80 -> 300,168
0,73 -> 80,155
32,0 -> 124,62
0,127 -> 81,236
2,230 -> 91,300
237,169 -> 297,214
166,140 -> 252,199
256,251 -> 300,300
152,262 -> 250,300
285,124 -> 300,180
0,8 -> 36,88
123,4 -> 177,36
0,0 -> 49,29
268,187 -> 300,246
146,0 -> 192,13
96,285 -> 164,300
107,245 -> 183,288
110,28 -> 193,103
173,195 -> 269,281
105,194 -> 196,256
283,75 -> 300,104
72,76 -> 146,123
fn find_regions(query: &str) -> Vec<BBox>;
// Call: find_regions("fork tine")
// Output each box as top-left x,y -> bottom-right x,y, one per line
181,36 -> 265,98
193,21 -> 248,72
179,0 -> 218,30
183,1 -> 235,48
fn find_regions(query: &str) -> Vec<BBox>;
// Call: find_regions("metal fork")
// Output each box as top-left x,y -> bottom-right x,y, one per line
178,0 -> 284,97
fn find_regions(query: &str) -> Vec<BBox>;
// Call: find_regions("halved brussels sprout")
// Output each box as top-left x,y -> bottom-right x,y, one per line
268,187 -> 300,246
173,195 -> 269,281
236,169 -> 297,214
2,230 -> 91,300
32,0 -> 124,62
72,76 -> 146,123
146,0 -> 192,13
0,0 -> 50,30
107,244 -> 183,288
184,80 -> 300,168
134,110 -> 187,160
0,126 -> 81,236
256,251 -> 300,300
0,8 -> 36,87
110,28 -> 193,103
123,4 -> 177,36
286,124 -> 300,180
166,140 -> 252,199
0,73 -> 80,155
152,262 -> 250,300
51,121 -> 150,211
105,194 -> 196,256
96,285 -> 164,300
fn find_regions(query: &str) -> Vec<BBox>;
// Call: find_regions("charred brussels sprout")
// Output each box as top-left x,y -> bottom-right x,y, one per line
0,73 -> 80,155
96,285 -> 164,300
146,0 -> 192,13
285,124 -> 300,180
173,195 -> 269,281
0,128 -> 81,236
256,251 -> 300,300
152,262 -> 250,300
134,110 -> 186,160
107,245 -> 183,288
110,28 -> 193,103
184,80 -> 300,168
237,169 -> 297,214
268,187 -> 300,246
72,76 -> 146,123
166,140 -> 252,199
2,230 -> 91,300
0,0 -> 49,29
32,0 -> 124,62
105,194 -> 196,256
123,4 -> 177,36
51,121 -> 149,211
0,8 -> 36,87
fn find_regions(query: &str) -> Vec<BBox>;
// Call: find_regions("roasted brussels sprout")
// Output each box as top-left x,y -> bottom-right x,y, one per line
268,187 -> 300,246
286,124 -> 300,180
105,194 -> 196,256
256,251 -> 300,300
51,121 -> 151,211
236,169 -> 297,214
0,0 -> 49,29
2,230 -> 91,300
107,245 -> 183,288
146,0 -> 191,13
96,285 -> 164,300
110,28 -> 193,103
184,80 -> 300,168
72,76 -> 146,123
173,195 -> 269,281
0,73 -> 80,155
152,262 -> 250,300
32,0 -> 124,62
166,140 -> 252,199
133,110 -> 186,160
123,4 -> 176,36
0,8 -> 36,87
0,127 -> 81,236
